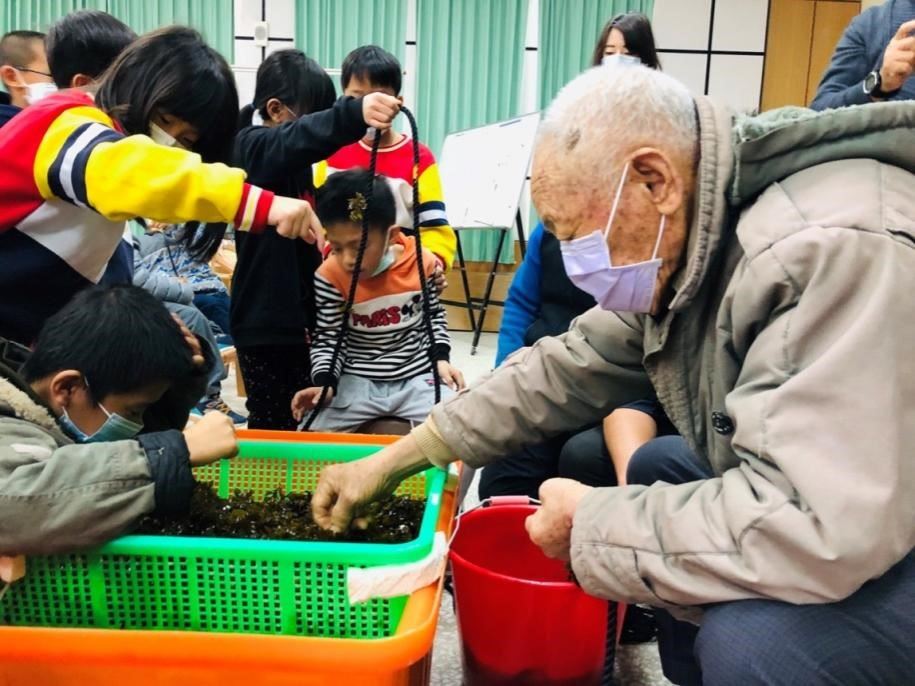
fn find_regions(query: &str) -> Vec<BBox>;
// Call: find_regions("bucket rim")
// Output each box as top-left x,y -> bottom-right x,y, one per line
449,504 -> 581,589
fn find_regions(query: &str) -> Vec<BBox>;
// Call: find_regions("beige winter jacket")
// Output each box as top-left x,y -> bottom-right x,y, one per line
430,98 -> 915,608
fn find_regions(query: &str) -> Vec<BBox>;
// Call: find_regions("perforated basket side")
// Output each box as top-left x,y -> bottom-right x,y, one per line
1,554 -> 95,627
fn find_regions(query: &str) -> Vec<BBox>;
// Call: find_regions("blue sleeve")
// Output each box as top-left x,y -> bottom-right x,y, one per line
495,223 -> 544,366
137,430 -> 194,516
811,13 -> 878,110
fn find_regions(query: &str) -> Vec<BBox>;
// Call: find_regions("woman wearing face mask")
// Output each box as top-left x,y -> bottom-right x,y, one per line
0,27 -> 321,351
231,49 -> 401,430
591,12 -> 662,69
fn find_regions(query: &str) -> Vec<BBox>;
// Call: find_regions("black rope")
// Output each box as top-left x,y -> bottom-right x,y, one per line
600,601 -> 619,685
403,106 -> 443,405
302,106 -> 441,430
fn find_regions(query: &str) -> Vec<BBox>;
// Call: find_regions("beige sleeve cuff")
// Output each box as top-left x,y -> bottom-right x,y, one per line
410,418 -> 454,469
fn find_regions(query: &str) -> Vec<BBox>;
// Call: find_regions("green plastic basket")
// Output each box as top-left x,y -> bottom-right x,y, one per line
1,439 -> 446,638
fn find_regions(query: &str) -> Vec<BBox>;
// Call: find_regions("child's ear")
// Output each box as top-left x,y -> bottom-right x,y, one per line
48,370 -> 87,410
265,98 -> 284,123
70,73 -> 93,89
0,65 -> 24,90
388,225 -> 401,239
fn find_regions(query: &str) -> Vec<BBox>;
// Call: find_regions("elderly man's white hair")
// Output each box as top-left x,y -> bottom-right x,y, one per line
538,64 -> 698,185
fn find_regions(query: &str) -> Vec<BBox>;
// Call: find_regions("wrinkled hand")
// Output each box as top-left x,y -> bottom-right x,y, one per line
436,360 -> 465,391
879,20 -> 915,93
182,411 -> 238,466
171,313 -> 205,368
525,478 -> 594,562
291,386 -> 334,422
267,196 -> 325,248
362,92 -> 401,130
312,456 -> 397,533
432,263 -> 447,293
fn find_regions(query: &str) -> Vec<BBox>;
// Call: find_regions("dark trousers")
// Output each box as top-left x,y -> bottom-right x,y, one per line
193,290 -> 232,341
627,436 -> 915,686
478,424 -> 615,500
236,343 -> 310,430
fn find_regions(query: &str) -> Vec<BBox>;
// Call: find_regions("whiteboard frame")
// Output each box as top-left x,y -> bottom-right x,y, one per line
438,110 -> 541,232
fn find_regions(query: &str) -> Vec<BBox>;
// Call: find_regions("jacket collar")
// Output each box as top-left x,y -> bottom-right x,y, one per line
667,96 -> 736,313
0,361 -> 65,436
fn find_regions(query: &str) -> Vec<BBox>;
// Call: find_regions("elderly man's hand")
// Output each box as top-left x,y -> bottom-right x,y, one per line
525,478 -> 594,561
312,454 -> 399,533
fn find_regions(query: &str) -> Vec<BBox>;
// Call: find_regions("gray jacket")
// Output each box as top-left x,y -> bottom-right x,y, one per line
0,363 -> 194,555
431,99 -> 915,608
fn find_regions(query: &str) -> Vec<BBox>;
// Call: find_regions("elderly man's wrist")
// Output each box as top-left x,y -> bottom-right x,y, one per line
409,419 -> 454,469
375,433 -> 438,488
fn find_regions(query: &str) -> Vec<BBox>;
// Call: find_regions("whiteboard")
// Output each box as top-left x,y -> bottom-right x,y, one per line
438,112 -> 540,230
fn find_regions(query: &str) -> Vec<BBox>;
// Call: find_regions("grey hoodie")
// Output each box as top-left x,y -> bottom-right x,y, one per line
0,362 -> 194,555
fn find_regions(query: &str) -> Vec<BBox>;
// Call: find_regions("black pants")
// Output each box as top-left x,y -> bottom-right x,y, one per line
627,436 -> 915,686
236,343 -> 310,430
478,424 -> 615,499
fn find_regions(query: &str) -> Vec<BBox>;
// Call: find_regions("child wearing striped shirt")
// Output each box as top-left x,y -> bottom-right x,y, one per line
291,170 -> 464,432
313,45 -> 456,270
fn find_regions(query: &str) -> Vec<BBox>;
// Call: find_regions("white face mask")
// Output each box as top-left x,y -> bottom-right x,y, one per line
25,81 -> 58,104
149,122 -> 187,150
559,161 -> 666,313
602,53 -> 642,68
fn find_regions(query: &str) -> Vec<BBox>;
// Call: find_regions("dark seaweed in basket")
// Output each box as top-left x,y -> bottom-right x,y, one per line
136,482 -> 425,543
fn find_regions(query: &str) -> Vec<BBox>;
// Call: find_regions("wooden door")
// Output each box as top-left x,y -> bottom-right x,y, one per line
761,0 -> 861,110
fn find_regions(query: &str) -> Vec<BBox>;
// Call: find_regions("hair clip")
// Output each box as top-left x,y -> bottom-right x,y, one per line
348,192 -> 368,223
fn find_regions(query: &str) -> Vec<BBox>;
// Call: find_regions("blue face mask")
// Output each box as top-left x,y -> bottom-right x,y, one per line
559,162 -> 666,313
58,392 -> 144,443
371,231 -> 397,277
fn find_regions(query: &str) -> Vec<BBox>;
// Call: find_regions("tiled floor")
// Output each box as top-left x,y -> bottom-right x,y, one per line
220,332 -> 670,685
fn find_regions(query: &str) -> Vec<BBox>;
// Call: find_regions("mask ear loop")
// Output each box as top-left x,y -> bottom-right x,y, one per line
650,214 -> 667,260
603,161 -> 631,240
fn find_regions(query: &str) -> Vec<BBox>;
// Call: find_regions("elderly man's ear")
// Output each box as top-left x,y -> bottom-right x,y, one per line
629,148 -> 686,216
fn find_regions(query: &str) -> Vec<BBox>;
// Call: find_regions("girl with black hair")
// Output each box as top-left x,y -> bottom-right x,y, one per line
231,48 -> 401,430
0,26 -> 320,349
591,12 -> 662,69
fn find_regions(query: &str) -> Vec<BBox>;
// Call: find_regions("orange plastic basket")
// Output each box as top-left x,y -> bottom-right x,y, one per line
0,432 -> 456,686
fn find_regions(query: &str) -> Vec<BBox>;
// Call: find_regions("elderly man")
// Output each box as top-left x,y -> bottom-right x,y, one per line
313,65 -> 915,685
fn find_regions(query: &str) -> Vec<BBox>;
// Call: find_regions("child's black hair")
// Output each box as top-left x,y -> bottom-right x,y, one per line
316,169 -> 396,234
95,26 -> 238,165
0,30 -> 45,68
179,222 -> 228,263
341,45 -> 402,95
22,285 -> 195,404
239,48 -> 336,128
45,10 -> 136,88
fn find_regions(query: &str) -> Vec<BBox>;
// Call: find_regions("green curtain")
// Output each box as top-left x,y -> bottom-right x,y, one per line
417,0 -> 528,263
296,0 -> 405,86
1,1 -> 233,60
0,0 -> 105,34
539,0 -> 653,109
107,0 -> 234,61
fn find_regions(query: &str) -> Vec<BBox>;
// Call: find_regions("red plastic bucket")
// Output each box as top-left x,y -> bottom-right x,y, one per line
449,498 -> 610,686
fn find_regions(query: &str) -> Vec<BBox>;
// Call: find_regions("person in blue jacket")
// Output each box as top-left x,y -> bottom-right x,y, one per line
812,0 -> 915,110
